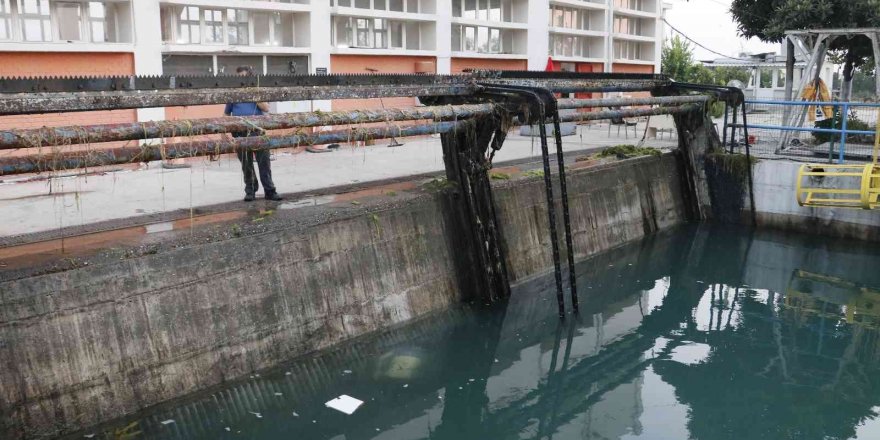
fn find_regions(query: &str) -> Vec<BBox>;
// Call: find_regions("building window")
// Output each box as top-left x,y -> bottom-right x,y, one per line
18,0 -> 51,42
203,8 -> 223,44
452,24 -> 503,53
227,9 -> 248,45
454,0 -> 513,22
252,11 -> 282,46
614,40 -> 643,60
87,2 -> 115,42
177,6 -> 200,44
56,2 -> 82,41
334,16 -> 416,50
0,0 -> 13,40
334,0 -> 421,12
390,21 -> 402,48
550,34 -> 594,58
614,16 -> 643,35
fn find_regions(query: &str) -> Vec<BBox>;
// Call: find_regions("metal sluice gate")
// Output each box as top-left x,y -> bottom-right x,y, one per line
0,70 -> 736,317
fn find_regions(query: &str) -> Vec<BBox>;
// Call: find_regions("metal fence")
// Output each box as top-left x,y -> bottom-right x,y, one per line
724,100 -> 880,163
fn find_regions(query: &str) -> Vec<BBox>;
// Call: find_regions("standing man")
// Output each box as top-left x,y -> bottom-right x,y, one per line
225,65 -> 283,202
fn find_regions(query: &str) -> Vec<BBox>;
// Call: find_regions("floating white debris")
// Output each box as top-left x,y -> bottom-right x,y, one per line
312,420 -> 317,424
494,358 -> 499,363
285,371 -> 292,376
343,370 -> 353,374
274,392 -> 283,396
376,428 -> 381,432
402,384 -> 409,388
224,427 -> 231,432
325,395 -> 364,415
249,412 -> 263,419
160,419 -> 175,425
83,435 -> 95,438
292,412 -> 300,417
468,379 -> 475,382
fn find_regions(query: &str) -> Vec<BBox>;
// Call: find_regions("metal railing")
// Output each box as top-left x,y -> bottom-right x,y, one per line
725,99 -> 880,163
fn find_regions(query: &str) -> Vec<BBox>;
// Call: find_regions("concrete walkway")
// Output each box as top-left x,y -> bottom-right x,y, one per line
0,124 -> 676,238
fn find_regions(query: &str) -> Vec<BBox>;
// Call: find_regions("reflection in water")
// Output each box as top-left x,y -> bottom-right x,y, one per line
68,225 -> 880,440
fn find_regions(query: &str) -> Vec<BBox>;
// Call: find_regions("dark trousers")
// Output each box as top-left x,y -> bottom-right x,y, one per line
233,133 -> 276,196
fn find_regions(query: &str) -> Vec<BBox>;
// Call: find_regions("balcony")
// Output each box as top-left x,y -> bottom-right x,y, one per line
451,23 -> 526,56
160,5 -> 310,51
332,16 -> 436,53
451,0 -> 529,28
0,0 -> 134,50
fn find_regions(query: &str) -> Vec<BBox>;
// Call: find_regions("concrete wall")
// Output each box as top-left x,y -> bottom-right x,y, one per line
749,160 -> 880,241
0,155 -> 688,439
496,154 -> 688,281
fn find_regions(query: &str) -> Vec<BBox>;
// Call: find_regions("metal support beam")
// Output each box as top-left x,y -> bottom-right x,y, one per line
0,121 -> 465,175
557,95 -> 708,109
0,85 -> 478,116
0,104 -> 497,150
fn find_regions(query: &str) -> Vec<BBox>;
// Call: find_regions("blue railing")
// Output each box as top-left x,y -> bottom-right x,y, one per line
728,100 -> 880,163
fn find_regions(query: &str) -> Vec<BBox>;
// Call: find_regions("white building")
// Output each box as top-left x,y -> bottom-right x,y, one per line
0,0 -> 668,125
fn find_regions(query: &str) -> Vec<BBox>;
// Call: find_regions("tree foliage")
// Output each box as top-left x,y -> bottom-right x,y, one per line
661,35 -> 751,86
729,0 -> 879,83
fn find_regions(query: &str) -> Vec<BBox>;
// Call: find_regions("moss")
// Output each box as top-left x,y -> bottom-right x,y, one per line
422,176 -> 456,192
704,152 -> 758,222
705,152 -> 758,182
595,145 -> 661,160
523,169 -> 544,178
490,172 -> 511,180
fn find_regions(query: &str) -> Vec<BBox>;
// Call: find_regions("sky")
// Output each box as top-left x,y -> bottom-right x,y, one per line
663,0 -> 780,61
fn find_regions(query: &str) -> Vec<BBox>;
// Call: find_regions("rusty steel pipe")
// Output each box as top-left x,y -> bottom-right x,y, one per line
0,84 -> 478,116
0,104 -> 497,150
558,103 -> 703,123
0,121 -> 466,176
557,95 -> 709,110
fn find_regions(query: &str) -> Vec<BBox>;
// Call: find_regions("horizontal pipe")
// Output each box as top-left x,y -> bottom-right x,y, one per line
0,104 -> 496,150
0,84 -> 477,116
744,99 -> 880,108
0,121 -> 466,176
558,95 -> 709,110
558,103 -> 702,123
729,123 -> 875,136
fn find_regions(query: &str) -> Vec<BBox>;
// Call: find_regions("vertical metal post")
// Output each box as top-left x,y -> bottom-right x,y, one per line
740,103 -> 758,226
721,101 -> 729,149
839,103 -> 849,164
538,120 -> 566,318
552,115 -> 579,314
729,104 -> 739,153
828,104 -> 837,164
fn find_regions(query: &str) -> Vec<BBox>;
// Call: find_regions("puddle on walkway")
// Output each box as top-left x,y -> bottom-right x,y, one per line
66,225 -> 880,440
278,196 -> 335,210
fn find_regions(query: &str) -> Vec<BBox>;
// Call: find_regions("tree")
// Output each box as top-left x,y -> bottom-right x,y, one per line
729,0 -> 880,99
713,66 -> 752,87
662,35 -> 751,87
662,35 -> 697,82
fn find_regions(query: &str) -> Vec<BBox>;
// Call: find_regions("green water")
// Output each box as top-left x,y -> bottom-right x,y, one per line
72,225 -> 880,440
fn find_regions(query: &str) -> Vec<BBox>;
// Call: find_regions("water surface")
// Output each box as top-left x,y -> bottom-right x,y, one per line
72,225 -> 880,440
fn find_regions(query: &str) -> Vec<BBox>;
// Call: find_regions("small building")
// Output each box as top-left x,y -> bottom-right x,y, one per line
701,45 -> 834,100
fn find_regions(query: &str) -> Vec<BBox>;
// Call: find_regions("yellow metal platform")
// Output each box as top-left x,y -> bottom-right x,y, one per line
795,113 -> 880,210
